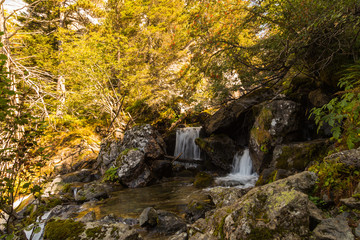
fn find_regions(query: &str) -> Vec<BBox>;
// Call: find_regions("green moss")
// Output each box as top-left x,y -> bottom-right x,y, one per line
85,226 -> 105,239
276,142 -> 328,170
213,216 -> 226,240
248,227 -> 274,240
62,183 -> 72,193
195,138 -> 214,153
45,197 -> 62,209
44,219 -> 85,240
194,172 -> 214,188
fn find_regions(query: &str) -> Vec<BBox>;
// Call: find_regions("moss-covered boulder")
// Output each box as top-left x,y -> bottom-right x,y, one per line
249,100 -> 300,173
257,139 -> 330,185
194,172 -> 214,188
189,171 -> 323,240
74,181 -> 113,202
195,135 -> 238,171
44,219 -> 85,240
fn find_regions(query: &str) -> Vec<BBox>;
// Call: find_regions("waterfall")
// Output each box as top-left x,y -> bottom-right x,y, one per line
216,148 -> 258,188
231,149 -> 253,175
174,127 -> 201,160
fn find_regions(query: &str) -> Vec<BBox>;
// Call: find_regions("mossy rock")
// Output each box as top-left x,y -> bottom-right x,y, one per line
44,219 -> 85,240
194,172 -> 214,188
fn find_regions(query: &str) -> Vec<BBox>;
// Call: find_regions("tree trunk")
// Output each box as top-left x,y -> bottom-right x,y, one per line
56,0 -> 66,116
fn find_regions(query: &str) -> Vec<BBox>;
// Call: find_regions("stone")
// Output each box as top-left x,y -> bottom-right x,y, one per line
78,211 -> 96,223
204,186 -> 249,207
355,223 -> 360,238
249,100 -> 300,172
139,207 -> 158,227
340,197 -> 360,209
151,160 -> 172,178
156,210 -> 187,235
168,232 -> 188,240
121,124 -> 166,160
60,169 -> 100,183
313,215 -> 354,240
324,148 -> 360,169
185,198 -> 215,223
189,171 -> 323,239
116,149 -> 153,188
204,88 -> 274,137
74,181 -> 113,202
96,124 -> 167,188
195,135 -> 238,171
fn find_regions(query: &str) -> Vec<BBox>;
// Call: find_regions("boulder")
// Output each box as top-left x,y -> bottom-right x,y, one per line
258,139 -> 329,184
139,207 -> 158,227
96,141 -> 123,175
96,125 -> 168,188
249,100 -> 300,172
204,186 -> 250,208
204,88 -> 275,139
74,181 -> 113,202
116,149 -> 153,188
313,215 -> 354,240
195,135 -> 238,171
189,171 -> 323,239
43,219 -> 141,240
139,208 -> 187,236
121,124 -> 166,160
151,160 -> 172,178
60,169 -> 100,183
185,198 -> 215,223
324,148 -> 360,169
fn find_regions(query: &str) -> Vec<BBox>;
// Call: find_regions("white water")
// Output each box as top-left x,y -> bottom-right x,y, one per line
174,127 -> 202,160
216,149 -> 258,188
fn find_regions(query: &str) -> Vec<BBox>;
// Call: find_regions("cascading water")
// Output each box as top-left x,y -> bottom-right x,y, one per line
216,148 -> 258,188
174,127 -> 201,160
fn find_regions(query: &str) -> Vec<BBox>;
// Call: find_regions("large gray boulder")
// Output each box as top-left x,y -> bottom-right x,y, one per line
249,100 -> 300,173
189,171 -> 323,240
313,215 -> 354,240
96,125 -> 167,188
324,148 -> 360,168
257,139 -> 329,184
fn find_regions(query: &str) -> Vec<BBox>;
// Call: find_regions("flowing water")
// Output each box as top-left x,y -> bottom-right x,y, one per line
174,127 -> 202,160
216,149 -> 258,188
79,177 -> 208,220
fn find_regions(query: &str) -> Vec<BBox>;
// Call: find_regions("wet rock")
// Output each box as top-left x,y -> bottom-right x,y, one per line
49,205 -> 81,220
185,198 -> 215,223
156,210 -> 187,235
139,208 -> 187,236
313,215 -> 354,240
139,207 -> 158,227
74,181 -> 113,202
78,211 -> 96,223
204,186 -> 249,207
193,172 -> 214,188
195,135 -> 238,171
204,88 -> 274,137
249,100 -> 300,172
151,160 -> 172,178
189,171 -> 323,239
60,169 -> 100,183
324,148 -> 360,168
